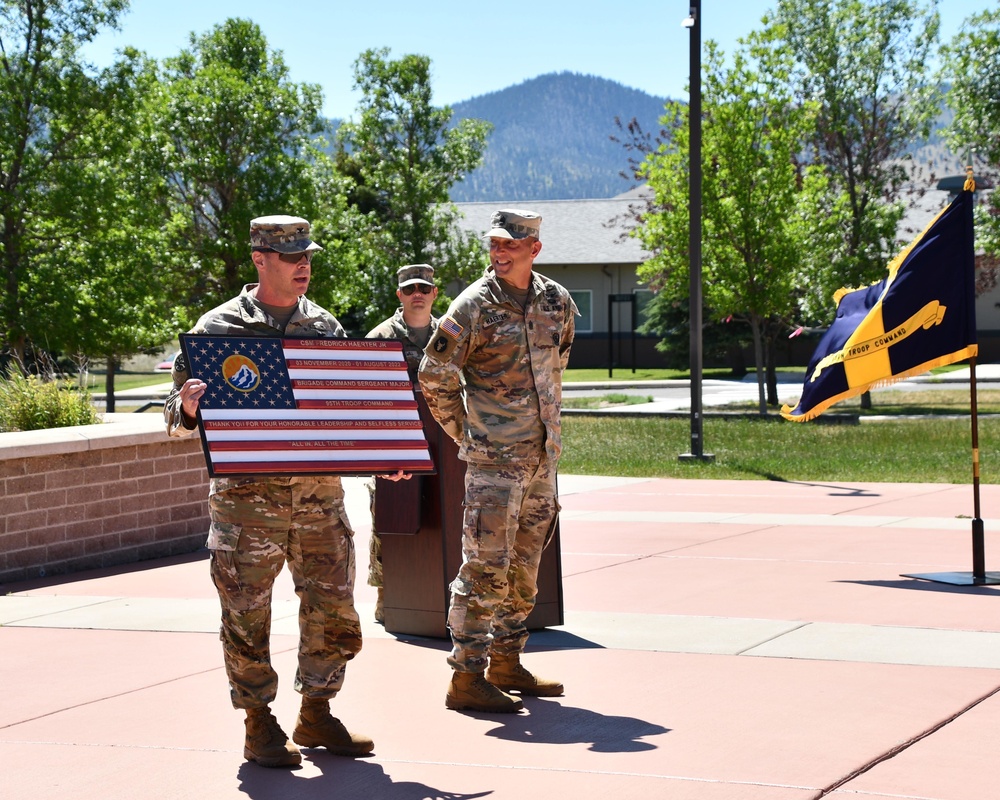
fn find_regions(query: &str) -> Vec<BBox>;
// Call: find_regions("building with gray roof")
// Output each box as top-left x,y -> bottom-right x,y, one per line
454,196 -> 657,369
455,179 -> 1000,370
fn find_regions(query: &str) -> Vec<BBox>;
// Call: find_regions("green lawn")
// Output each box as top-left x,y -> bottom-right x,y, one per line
717,389 -> 1000,416
89,365 -> 995,483
84,372 -> 174,393
561,414 -> 994,483
564,367 -> 736,382
562,363 -> 969,384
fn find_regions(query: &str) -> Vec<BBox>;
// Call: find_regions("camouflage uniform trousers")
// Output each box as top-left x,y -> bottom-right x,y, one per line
207,479 -> 362,709
365,478 -> 382,588
446,457 -> 558,673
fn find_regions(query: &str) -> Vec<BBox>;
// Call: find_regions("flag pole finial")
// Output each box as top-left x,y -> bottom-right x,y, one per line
965,165 -> 976,193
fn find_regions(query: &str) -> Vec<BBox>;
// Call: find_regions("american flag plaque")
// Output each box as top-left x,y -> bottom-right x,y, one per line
180,334 -> 436,477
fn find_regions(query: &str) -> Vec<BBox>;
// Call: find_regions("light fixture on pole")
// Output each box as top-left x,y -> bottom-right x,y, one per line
679,0 -> 713,463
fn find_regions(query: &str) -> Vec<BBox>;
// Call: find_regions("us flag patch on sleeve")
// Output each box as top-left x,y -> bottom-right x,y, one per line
440,316 -> 464,338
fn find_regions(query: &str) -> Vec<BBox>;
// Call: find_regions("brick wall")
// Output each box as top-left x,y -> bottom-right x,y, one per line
0,415 -> 209,585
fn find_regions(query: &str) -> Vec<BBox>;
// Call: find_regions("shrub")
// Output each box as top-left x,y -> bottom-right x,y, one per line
0,367 -> 101,432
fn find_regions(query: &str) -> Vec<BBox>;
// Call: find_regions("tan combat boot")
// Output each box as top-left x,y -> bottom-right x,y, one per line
446,670 -> 524,713
292,697 -> 374,757
244,706 -> 301,768
487,654 -> 564,697
374,587 -> 385,624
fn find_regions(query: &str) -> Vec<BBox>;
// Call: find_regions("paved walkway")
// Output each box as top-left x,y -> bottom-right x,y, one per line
4,475 -> 1000,799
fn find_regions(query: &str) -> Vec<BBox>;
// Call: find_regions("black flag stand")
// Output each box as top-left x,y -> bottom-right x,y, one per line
903,357 -> 1000,585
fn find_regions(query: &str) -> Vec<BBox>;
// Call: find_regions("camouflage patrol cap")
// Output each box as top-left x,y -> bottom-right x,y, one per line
486,209 -> 542,241
397,264 -> 435,287
249,215 -> 323,254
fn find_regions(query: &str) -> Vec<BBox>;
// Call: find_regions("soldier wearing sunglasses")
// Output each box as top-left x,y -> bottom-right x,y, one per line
164,215 -> 372,767
364,265 -> 440,622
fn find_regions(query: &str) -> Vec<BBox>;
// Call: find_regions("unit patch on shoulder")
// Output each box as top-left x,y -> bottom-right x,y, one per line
440,316 -> 464,338
429,326 -> 462,360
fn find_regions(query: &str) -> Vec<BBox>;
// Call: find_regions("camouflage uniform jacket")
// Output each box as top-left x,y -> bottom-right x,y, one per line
365,307 -> 438,384
164,283 -> 346,492
418,267 -> 577,465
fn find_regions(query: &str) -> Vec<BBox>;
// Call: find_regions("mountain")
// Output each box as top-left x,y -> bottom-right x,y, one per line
903,100 -> 967,180
448,72 -> 670,202
329,72 -> 963,204
229,364 -> 258,390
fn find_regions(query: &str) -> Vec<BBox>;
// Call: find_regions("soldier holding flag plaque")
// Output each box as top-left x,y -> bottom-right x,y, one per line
165,215 -> 403,767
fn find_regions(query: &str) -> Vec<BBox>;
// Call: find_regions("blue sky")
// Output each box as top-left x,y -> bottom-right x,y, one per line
84,0 -> 994,120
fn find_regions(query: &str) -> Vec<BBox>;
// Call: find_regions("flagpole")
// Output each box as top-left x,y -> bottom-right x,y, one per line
902,357 -> 999,585
969,357 -> 987,582
964,169 -> 988,583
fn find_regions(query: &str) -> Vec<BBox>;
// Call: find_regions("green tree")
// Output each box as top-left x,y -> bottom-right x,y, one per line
145,18 -> 350,313
25,52 -> 184,409
769,0 -> 941,307
940,6 -> 1000,168
768,0 -> 940,410
0,0 -> 130,366
639,295 -> 752,375
335,48 -> 491,330
940,5 -> 1000,279
636,40 -> 816,412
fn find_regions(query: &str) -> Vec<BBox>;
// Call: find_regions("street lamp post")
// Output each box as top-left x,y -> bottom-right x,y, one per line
680,0 -> 713,463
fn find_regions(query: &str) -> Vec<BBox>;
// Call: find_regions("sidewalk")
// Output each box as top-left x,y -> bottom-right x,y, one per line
4,475 -> 1000,799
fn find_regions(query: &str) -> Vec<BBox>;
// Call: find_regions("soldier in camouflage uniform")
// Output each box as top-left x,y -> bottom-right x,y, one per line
364,264 -> 439,623
164,215 -> 373,767
418,209 -> 577,713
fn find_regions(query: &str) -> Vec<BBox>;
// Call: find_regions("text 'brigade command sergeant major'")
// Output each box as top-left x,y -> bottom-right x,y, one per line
418,208 -> 578,714
164,214 -> 373,768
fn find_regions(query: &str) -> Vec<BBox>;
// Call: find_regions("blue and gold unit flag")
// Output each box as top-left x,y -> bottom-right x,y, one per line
782,185 -> 978,422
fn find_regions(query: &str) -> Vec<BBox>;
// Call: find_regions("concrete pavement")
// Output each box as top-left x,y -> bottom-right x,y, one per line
4,474 -> 1000,799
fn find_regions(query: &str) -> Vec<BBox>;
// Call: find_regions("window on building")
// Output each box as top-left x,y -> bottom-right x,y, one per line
569,290 -> 593,333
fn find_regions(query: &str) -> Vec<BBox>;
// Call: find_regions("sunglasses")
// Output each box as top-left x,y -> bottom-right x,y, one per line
401,284 -> 434,296
255,248 -> 313,264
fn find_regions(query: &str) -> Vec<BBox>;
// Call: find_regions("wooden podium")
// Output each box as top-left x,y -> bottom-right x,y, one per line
375,393 -> 564,638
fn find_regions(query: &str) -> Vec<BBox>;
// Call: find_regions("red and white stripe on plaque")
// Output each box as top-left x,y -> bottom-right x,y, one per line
180,334 -> 435,476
